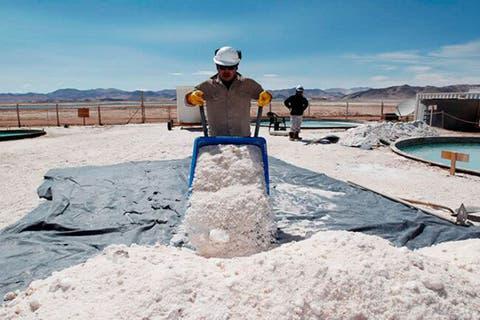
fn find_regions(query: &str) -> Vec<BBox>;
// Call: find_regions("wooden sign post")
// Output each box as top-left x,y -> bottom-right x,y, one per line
441,150 -> 470,175
78,108 -> 90,126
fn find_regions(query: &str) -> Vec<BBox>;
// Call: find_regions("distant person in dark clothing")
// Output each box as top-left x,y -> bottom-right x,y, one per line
284,85 -> 309,140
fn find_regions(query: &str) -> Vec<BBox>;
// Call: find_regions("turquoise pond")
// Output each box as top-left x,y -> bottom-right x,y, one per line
258,119 -> 361,129
400,142 -> 480,171
0,131 -> 37,137
0,130 -> 46,141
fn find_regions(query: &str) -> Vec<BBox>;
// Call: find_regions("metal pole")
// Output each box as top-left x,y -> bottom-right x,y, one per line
345,102 -> 349,119
16,104 -> 21,127
430,107 -> 433,126
55,103 -> 60,126
199,106 -> 208,137
98,105 -> 102,125
254,106 -> 263,137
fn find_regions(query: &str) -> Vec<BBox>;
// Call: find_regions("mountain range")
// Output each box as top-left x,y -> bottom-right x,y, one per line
0,85 -> 479,103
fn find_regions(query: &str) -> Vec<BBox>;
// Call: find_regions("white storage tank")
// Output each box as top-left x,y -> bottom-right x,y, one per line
176,86 -> 201,124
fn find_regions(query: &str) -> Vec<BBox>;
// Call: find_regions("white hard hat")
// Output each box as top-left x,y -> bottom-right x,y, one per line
296,85 -> 304,92
213,46 -> 242,66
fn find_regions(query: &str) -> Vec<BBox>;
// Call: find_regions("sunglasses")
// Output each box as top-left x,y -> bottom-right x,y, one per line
217,65 -> 237,71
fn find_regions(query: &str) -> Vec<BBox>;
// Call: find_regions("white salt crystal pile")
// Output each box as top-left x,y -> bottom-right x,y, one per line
341,120 -> 439,149
2,231 -> 480,320
184,144 -> 276,258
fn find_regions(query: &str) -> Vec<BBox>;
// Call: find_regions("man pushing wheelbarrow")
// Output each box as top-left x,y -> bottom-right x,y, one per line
185,46 -> 272,194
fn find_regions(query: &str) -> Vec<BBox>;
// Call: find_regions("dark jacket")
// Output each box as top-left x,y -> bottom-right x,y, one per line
284,93 -> 309,115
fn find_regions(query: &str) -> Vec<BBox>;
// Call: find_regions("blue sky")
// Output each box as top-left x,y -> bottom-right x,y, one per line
1,0 -> 480,93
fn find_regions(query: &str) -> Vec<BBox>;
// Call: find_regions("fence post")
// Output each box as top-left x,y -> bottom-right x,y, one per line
98,105 -> 102,125
55,103 -> 60,126
345,102 -> 349,119
141,91 -> 146,123
380,100 -> 384,120
168,105 -> 172,121
16,104 -> 21,127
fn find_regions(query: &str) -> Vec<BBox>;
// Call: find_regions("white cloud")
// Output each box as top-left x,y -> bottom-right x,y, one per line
413,73 -> 449,85
263,74 -> 278,77
169,72 -> 183,76
345,51 -> 421,64
376,51 -> 421,63
430,40 -> 480,58
370,75 -> 389,82
115,24 -> 242,44
192,70 -> 215,76
379,65 -> 397,71
406,66 -> 432,73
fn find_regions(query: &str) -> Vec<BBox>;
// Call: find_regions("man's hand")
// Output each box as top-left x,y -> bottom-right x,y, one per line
186,90 -> 205,106
258,90 -> 272,107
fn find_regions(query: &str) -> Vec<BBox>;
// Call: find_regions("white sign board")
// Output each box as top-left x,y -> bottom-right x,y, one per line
176,86 -> 201,124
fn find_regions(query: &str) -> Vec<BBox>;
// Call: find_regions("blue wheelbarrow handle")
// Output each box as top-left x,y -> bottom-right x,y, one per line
199,105 -> 263,138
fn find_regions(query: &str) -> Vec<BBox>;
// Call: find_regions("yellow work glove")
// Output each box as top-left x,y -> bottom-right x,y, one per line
186,90 -> 205,106
258,90 -> 272,107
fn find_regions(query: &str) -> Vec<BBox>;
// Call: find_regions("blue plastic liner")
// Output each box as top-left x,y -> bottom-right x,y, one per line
1,157 -> 480,297
188,136 -> 270,194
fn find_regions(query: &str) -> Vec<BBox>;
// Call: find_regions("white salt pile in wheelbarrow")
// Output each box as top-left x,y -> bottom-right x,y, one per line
184,144 -> 276,258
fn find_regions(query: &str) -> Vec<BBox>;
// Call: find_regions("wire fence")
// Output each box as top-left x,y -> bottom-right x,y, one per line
0,103 -> 177,127
425,110 -> 480,130
0,100 -> 402,128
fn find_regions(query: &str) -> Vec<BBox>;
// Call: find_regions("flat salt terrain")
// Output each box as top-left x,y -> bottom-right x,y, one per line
2,123 -> 479,228
1,124 -> 480,319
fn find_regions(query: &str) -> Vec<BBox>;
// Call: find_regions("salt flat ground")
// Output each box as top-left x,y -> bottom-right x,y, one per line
0,123 -> 478,229
2,123 -> 480,319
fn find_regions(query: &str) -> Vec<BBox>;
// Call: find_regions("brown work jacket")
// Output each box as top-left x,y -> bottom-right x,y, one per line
189,74 -> 263,136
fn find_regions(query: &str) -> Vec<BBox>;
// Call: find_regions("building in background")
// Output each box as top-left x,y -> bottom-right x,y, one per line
415,91 -> 480,132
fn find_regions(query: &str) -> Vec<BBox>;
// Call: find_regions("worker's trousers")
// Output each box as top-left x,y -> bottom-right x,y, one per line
290,115 -> 303,133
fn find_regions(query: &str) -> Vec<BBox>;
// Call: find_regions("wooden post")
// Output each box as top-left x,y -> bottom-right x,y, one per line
441,150 -> 469,175
141,91 -> 146,123
97,105 -> 102,125
16,104 -> 21,127
380,100 -> 384,120
55,103 -> 60,126
168,105 -> 172,121
345,102 -> 349,119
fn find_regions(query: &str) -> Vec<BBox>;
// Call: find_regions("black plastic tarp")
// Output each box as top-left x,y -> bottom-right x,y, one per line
1,157 -> 479,297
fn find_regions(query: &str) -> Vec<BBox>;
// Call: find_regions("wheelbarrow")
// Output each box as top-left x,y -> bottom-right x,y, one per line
188,104 -> 270,195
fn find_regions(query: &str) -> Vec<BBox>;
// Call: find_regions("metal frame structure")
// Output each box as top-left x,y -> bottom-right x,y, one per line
415,92 -> 480,131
